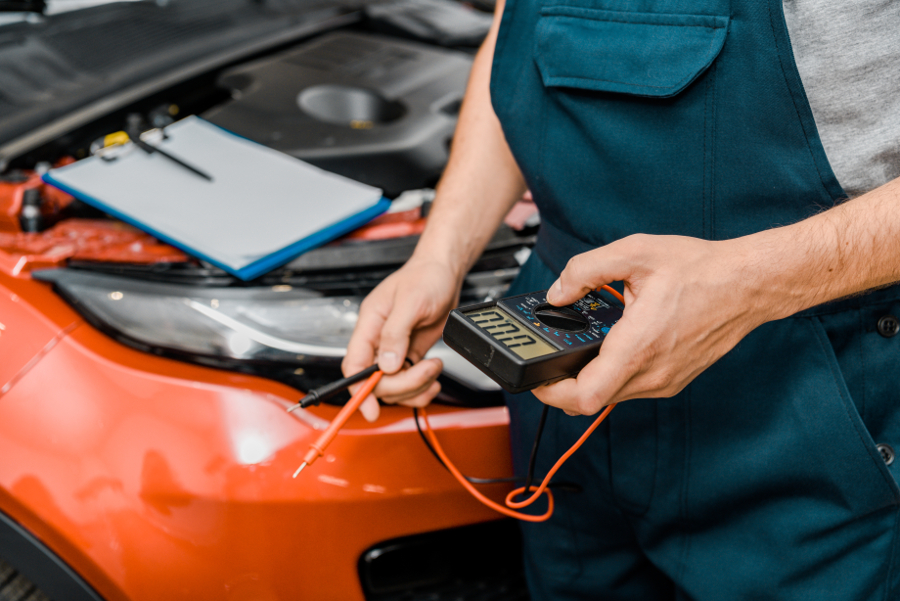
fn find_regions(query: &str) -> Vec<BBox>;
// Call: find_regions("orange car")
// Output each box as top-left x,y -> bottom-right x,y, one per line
0,2 -> 536,599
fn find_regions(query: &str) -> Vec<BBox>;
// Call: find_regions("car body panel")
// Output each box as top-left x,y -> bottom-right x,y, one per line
0,272 -> 81,391
0,276 -> 513,600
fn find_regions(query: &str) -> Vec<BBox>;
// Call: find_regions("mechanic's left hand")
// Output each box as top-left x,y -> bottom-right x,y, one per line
534,233 -> 773,415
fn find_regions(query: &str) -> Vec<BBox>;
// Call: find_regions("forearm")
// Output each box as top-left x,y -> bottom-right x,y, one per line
743,176 -> 900,322
536,178 -> 900,414
412,0 -> 526,280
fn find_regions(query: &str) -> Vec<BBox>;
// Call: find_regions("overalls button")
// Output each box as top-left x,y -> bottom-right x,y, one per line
877,444 -> 895,466
876,315 -> 899,338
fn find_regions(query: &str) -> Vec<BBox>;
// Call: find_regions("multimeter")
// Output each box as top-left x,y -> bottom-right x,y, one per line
442,290 -> 623,394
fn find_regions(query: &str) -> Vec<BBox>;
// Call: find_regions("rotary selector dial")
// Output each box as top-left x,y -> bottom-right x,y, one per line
499,290 -> 620,350
533,305 -> 588,332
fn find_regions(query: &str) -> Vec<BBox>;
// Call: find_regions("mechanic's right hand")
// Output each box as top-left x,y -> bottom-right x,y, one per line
343,257 -> 462,422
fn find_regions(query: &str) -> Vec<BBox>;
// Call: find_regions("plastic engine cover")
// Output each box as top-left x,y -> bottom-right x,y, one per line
204,31 -> 472,196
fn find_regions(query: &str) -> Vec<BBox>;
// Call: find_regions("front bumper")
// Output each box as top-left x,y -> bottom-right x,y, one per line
0,274 -> 514,601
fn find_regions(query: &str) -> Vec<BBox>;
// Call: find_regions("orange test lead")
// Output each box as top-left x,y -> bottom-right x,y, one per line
292,370 -> 383,477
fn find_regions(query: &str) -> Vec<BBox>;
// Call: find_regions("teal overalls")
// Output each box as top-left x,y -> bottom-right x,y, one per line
491,0 -> 900,598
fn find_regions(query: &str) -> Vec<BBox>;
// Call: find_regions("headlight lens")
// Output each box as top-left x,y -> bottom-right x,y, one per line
35,269 -> 499,391
40,269 -> 356,361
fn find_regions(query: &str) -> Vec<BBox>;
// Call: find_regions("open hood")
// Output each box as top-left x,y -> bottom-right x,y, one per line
0,0 -> 362,168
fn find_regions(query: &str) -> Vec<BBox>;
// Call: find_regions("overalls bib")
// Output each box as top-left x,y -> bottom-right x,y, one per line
490,0 -> 900,598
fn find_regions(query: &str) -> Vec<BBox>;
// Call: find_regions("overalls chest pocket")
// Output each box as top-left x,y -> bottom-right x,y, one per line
534,5 -> 729,97
527,3 -> 731,242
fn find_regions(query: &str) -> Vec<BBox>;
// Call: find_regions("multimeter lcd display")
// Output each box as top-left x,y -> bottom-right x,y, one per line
463,307 -> 557,360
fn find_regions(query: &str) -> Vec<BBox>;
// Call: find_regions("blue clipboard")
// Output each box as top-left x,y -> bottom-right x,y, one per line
43,116 -> 390,280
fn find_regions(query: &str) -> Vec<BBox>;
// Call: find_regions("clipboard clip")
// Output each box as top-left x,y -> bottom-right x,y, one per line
129,122 -> 213,182
96,122 -> 214,182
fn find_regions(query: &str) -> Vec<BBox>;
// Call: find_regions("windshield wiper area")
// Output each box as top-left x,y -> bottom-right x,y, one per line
0,1 -> 45,12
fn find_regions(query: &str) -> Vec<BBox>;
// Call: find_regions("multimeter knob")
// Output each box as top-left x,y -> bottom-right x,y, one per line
534,305 -> 589,332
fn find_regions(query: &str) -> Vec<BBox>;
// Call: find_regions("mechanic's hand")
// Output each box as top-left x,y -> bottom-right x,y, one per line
344,257 -> 461,421
534,234 -> 768,415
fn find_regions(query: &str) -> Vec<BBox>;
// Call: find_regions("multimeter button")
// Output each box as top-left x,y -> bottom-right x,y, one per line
534,306 -> 589,332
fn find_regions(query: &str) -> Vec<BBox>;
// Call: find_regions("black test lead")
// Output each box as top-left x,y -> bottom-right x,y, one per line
286,364 -> 380,412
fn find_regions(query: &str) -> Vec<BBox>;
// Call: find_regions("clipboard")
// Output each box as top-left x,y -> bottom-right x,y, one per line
43,116 -> 391,280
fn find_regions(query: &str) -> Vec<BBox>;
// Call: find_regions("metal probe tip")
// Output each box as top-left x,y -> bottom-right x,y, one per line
292,463 -> 307,478
287,391 -> 321,413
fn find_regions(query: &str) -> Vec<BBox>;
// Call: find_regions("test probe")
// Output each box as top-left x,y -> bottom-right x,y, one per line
288,360 -> 410,476
286,364 -> 380,412
290,368 -> 383,477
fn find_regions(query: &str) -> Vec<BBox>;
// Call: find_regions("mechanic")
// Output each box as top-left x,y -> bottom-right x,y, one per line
344,0 -> 900,598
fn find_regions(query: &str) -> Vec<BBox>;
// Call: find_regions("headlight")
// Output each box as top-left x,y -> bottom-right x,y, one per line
35,269 -> 499,391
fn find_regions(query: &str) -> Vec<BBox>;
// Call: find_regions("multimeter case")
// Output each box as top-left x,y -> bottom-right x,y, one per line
443,296 -> 617,394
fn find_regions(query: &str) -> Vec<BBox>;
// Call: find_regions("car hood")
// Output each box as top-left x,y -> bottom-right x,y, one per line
0,0 -> 362,168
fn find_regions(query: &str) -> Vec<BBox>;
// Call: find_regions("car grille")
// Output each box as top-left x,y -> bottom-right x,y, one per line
359,520 -> 530,601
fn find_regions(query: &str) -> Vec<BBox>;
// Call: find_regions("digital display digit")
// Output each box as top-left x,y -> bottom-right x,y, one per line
464,307 -> 557,360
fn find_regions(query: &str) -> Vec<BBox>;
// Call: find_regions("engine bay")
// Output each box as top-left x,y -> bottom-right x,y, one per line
206,30 -> 471,196
0,0 -> 535,404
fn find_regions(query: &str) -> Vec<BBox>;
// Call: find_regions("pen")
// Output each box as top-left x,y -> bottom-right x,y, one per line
134,138 -> 212,181
130,135 -> 214,182
123,120 -> 213,182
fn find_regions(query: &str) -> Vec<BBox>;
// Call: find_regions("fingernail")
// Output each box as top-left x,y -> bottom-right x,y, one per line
379,351 -> 400,372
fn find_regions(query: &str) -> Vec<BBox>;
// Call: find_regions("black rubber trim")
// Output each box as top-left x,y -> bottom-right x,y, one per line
0,1 -> 45,12
0,509 -> 104,601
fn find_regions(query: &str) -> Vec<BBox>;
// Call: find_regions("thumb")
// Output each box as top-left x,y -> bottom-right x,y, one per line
546,245 -> 632,306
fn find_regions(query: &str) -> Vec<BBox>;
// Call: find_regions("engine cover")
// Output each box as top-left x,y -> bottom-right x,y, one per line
204,31 -> 472,196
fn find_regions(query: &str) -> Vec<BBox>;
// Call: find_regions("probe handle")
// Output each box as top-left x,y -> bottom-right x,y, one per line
300,370 -> 384,468
301,364 -> 380,408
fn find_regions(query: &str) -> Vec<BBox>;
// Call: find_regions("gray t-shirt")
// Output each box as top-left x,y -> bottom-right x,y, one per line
782,0 -> 900,197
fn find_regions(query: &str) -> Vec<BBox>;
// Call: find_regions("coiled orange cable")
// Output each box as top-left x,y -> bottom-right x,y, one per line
416,285 -> 624,522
